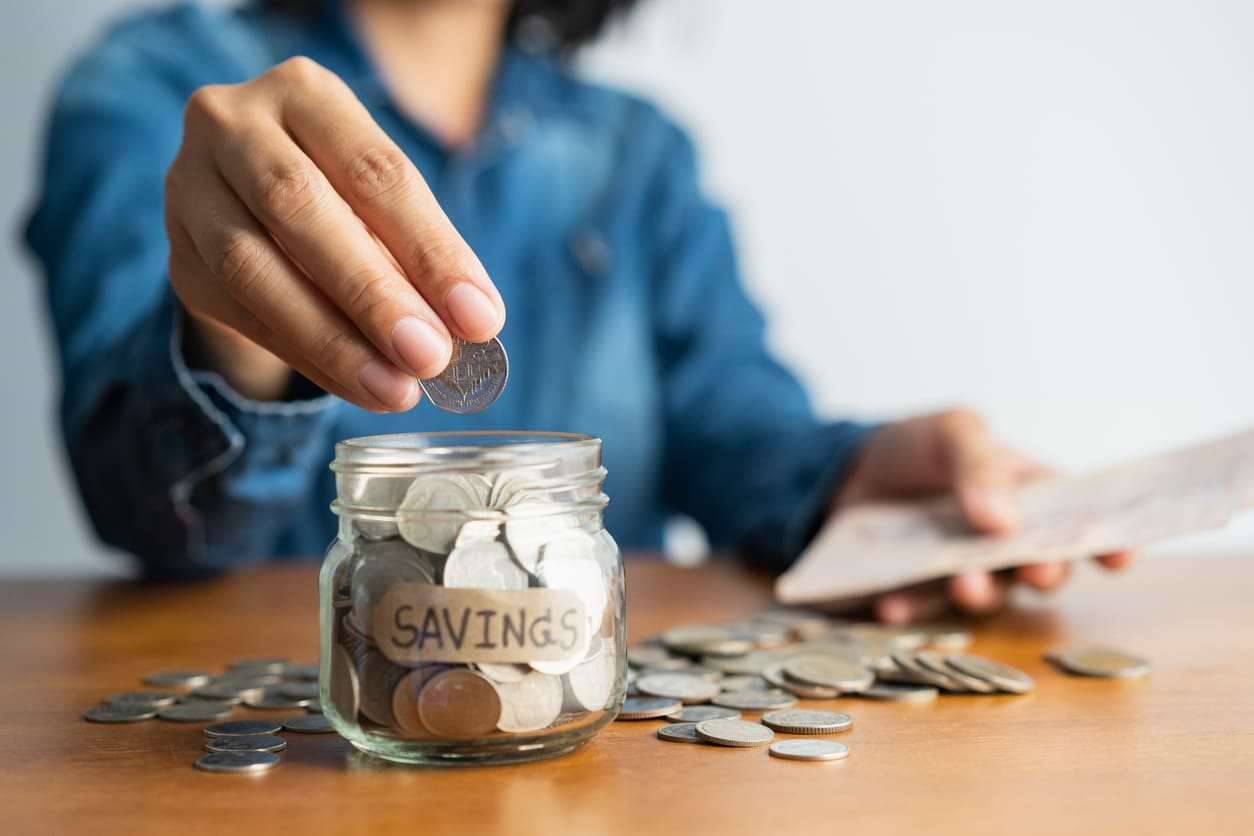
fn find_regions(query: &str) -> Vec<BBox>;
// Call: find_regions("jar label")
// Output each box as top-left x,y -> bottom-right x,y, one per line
373,583 -> 590,665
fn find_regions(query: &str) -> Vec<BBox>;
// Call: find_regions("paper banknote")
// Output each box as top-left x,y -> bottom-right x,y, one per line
775,427 -> 1254,604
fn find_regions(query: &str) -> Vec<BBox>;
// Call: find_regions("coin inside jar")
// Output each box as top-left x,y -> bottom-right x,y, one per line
418,669 -> 502,739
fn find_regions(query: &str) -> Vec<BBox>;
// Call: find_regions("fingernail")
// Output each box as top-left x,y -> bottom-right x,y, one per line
359,360 -> 416,410
391,317 -> 450,378
445,284 -> 500,339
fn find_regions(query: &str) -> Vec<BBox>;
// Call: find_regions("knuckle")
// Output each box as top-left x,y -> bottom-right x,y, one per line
938,406 -> 984,436
270,55 -> 326,88
346,147 -> 416,204
342,267 -> 397,321
408,237 -> 479,291
309,328 -> 357,373
217,233 -> 270,296
184,84 -> 234,130
255,163 -> 327,225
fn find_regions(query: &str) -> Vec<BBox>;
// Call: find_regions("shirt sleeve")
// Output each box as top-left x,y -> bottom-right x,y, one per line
23,24 -> 341,579
646,114 -> 877,570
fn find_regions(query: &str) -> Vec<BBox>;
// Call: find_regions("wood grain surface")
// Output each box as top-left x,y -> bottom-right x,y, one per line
2,555 -> 1252,836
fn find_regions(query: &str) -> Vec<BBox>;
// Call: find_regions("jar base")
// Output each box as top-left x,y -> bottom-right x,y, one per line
348,735 -> 589,767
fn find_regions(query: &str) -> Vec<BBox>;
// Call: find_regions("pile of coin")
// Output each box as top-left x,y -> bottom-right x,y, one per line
328,463 -> 621,745
80,657 -> 335,772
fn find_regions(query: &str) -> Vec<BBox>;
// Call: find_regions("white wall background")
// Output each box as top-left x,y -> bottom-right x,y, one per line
3,0 -> 1252,576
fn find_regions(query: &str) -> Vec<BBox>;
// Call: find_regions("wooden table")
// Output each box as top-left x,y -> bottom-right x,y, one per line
3,554 -> 1252,836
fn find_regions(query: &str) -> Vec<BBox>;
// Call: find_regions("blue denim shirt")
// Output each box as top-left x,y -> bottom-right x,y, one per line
24,2 -> 871,579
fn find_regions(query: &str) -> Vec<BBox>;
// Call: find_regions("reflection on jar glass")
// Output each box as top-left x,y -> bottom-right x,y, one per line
320,432 -> 626,765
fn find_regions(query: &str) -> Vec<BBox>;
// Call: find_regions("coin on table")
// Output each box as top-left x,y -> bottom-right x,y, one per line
635,673 -> 720,705
304,701 -> 323,714
946,654 -> 1035,694
397,475 -> 487,553
762,662 -> 842,700
695,718 -> 774,748
783,655 -> 874,693
82,704 -> 157,723
329,645 -> 360,722
282,714 -> 335,734
189,683 -> 261,704
418,335 -> 509,415
713,690 -> 799,713
915,650 -> 995,694
1048,646 -> 1151,679
657,722 -> 707,743
205,734 -> 288,754
284,663 -> 321,681
768,739 -> 849,762
924,625 -> 973,651
705,651 -> 777,676
627,645 -> 679,669
616,696 -> 683,720
419,669 -> 502,738
890,652 -> 962,691
495,671 -> 565,733
228,657 -> 289,674
105,690 -> 179,708
194,751 -> 281,774
666,705 -> 741,723
279,682 -> 321,701
761,709 -> 852,734
442,540 -> 529,591
245,689 -> 313,711
159,703 -> 235,723
859,683 -> 940,703
204,719 -> 283,738
718,675 -> 770,693
662,626 -> 754,658
142,670 -> 212,689
755,608 -> 833,640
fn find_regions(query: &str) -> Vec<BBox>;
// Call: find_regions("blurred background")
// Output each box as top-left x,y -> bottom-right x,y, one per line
3,0 -> 1252,576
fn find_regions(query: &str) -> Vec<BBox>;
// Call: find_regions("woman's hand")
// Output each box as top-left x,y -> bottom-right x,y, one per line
164,57 -> 505,410
833,409 -> 1134,623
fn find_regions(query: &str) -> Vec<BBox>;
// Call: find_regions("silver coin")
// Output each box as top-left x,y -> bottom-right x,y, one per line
282,714 -> 335,734
194,751 -> 281,774
397,474 -> 486,553
82,704 -> 157,723
419,335 -> 509,414
635,673 -> 720,704
351,539 -> 438,635
228,657 -> 289,674
657,722 -> 706,743
476,663 -> 530,684
536,531 -> 607,625
158,703 -> 235,723
768,739 -> 850,762
204,734 -> 288,754
142,670 -> 212,689
915,650 -> 995,694
666,705 -> 741,723
203,719 -> 283,738
890,652 -> 963,691
503,501 -> 578,573
494,671 -> 565,733
305,701 -> 323,714
562,641 -> 617,712
946,654 -> 1035,694
783,655 -> 874,693
695,718 -> 775,747
761,709 -> 852,734
762,661 -> 842,699
189,683 -> 261,704
279,682 -> 321,701
705,651 -> 777,676
1048,646 -> 1151,679
209,673 -> 281,688
925,625 -> 973,651
455,519 -> 503,548
627,645 -> 680,669
858,683 -> 940,703
662,626 -> 754,657
329,645 -> 360,721
616,696 -> 683,720
718,675 -> 770,693
712,690 -> 799,713
284,663 -> 321,681
104,690 -> 179,708
442,540 -> 528,590
245,689 -> 313,711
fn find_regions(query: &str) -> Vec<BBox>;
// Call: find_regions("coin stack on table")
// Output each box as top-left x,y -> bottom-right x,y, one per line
324,461 -> 623,751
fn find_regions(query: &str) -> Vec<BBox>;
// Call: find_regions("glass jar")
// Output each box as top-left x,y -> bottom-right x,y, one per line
320,432 -> 625,765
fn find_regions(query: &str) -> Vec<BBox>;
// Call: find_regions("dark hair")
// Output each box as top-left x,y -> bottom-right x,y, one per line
265,1 -> 639,53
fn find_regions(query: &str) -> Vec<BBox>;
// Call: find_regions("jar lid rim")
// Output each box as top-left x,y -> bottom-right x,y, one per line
336,431 -> 600,455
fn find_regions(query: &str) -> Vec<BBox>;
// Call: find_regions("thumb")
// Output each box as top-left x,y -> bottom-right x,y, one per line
937,411 -> 1019,535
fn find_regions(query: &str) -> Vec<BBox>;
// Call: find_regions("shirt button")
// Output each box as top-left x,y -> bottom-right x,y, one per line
571,229 -> 612,277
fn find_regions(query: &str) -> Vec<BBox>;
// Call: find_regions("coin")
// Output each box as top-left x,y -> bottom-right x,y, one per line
858,683 -> 940,703
768,739 -> 849,762
82,704 -> 157,723
1048,646 -> 1151,679
783,655 -> 874,693
245,689 -> 313,711
925,626 -> 973,651
755,608 -> 832,640
282,714 -> 335,734
351,540 -> 438,635
712,690 -> 799,713
502,502 -> 571,572
329,645 -> 360,721
104,690 -> 179,708
536,532 -> 607,625
889,652 -> 962,691
442,541 -> 529,590
390,665 -> 451,736
397,475 -> 486,553
285,663 -> 321,681
627,645 -> 679,669
662,626 -> 754,657
279,682 -> 321,701
305,701 -> 323,714
705,651 -> 777,676
158,703 -> 234,723
915,650 -> 995,694
204,734 -> 288,754
189,683 -> 262,704
229,657 -> 289,674
418,335 -> 509,415
616,696 -> 683,720
142,670 -> 212,689
946,654 -> 1035,694
666,705 -> 741,723
762,661 -> 842,699
657,722 -> 706,743
204,719 -> 283,738
718,675 -> 770,693
695,718 -> 774,747
563,643 -> 616,712
418,669 -> 502,738
761,709 -> 852,734
495,671 -> 565,733
194,751 -> 281,774
455,519 -> 502,548
635,673 -> 720,704
358,651 -> 408,726
477,663 -> 529,683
